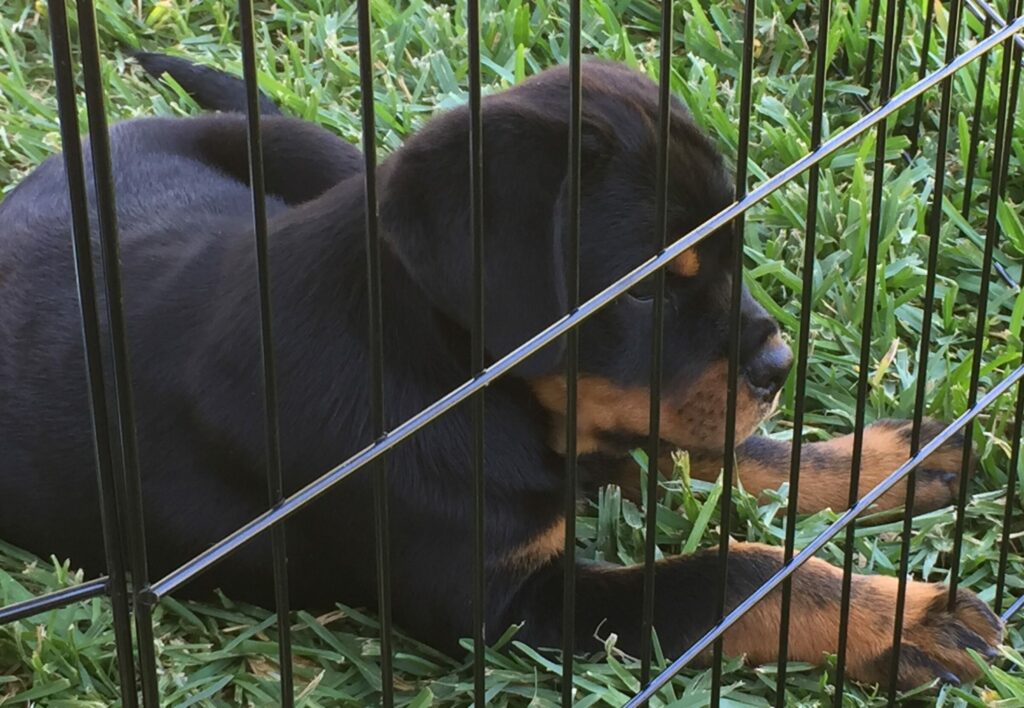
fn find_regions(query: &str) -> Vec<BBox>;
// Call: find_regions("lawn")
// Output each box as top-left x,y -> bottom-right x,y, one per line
1,0 -> 1023,705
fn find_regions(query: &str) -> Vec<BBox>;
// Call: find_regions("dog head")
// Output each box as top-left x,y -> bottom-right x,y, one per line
379,60 -> 792,457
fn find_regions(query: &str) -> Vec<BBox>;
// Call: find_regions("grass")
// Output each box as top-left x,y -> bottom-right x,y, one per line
1,0 -> 1023,704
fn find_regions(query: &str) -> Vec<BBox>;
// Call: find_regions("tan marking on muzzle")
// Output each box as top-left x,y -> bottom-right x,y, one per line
529,366 -> 772,456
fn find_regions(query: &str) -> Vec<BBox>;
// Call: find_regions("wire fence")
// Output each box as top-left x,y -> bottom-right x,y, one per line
1,0 -> 1023,705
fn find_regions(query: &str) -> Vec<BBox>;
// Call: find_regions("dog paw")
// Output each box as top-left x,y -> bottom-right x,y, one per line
724,419 -> 968,514
851,579 -> 1002,689
862,418 -> 968,513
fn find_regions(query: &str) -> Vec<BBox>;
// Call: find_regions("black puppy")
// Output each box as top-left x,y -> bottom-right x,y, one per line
0,55 -> 1000,688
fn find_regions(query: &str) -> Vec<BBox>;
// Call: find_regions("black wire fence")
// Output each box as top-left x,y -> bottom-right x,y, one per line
1,0 -> 1023,705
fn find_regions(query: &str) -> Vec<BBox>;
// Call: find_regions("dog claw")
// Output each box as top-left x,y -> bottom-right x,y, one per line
937,670 -> 961,686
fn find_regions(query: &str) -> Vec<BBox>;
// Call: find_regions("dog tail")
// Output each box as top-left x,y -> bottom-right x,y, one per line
132,51 -> 282,115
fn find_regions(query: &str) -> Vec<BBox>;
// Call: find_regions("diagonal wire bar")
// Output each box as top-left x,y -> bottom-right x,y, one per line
1001,591 -> 1024,622
146,16 -> 1024,600
625,362 -> 1024,706
965,0 -> 1024,56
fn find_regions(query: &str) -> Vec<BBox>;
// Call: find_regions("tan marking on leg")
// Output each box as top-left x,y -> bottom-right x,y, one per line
688,420 -> 964,513
502,517 -> 567,573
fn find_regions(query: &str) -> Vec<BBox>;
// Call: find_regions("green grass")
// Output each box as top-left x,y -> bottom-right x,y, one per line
1,0 -> 1023,705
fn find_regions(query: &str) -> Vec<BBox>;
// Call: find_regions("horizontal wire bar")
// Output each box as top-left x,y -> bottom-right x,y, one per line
148,16 -> 1024,599
626,362 -> 1024,706
0,578 -> 108,624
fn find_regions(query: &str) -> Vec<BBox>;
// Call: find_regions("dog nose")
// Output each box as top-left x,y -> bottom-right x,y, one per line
743,336 -> 793,400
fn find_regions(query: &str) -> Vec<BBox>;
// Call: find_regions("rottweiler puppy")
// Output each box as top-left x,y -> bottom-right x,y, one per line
0,55 -> 1000,688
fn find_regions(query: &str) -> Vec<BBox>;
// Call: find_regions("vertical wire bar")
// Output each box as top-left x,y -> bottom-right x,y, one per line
49,0 -> 160,701
774,0 -> 832,702
887,0 -> 963,700
909,0 -> 936,156
560,0 -> 582,703
993,43 -> 1023,615
889,0 -> 909,92
467,0 -> 486,703
864,0 -> 884,90
236,3 -> 294,702
996,380 -> 1024,613
948,0 -> 1021,607
46,3 -> 138,704
639,0 -> 674,692
354,1 -> 394,703
833,0 -> 898,699
711,0 -> 757,700
961,15 -> 994,219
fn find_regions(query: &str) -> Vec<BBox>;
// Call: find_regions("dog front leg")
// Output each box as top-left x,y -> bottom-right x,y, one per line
686,419 -> 967,514
508,543 -> 1000,688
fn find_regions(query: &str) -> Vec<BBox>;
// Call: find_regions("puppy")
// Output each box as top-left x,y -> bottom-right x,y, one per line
0,56 -> 1000,688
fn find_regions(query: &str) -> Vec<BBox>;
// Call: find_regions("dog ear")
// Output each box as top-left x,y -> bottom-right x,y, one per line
379,94 -> 612,377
